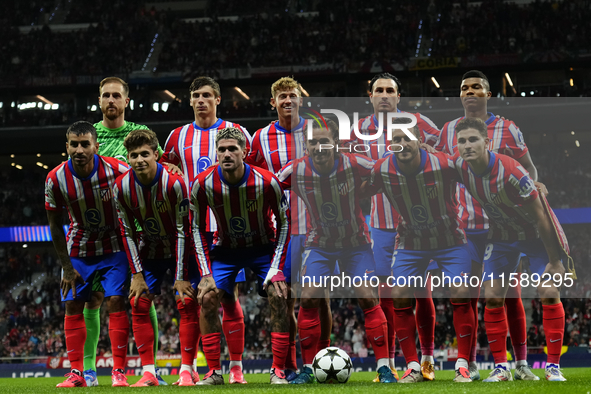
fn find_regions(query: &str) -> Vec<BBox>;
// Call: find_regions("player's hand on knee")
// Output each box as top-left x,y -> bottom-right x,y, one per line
263,268 -> 287,298
174,280 -> 196,304
197,275 -> 218,305
61,268 -> 85,299
129,273 -> 150,306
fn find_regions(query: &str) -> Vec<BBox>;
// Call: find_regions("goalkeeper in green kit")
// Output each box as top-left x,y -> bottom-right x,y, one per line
83,77 -> 178,386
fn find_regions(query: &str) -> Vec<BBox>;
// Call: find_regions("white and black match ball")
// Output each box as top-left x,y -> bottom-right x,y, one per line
312,347 -> 353,383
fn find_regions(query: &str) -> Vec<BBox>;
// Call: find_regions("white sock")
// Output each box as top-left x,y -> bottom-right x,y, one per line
389,358 -> 396,369
376,358 -> 389,369
420,355 -> 434,363
143,365 -> 156,377
193,359 -> 198,371
408,361 -> 420,371
516,360 -> 528,367
180,364 -> 193,374
229,360 -> 243,369
455,358 -> 469,370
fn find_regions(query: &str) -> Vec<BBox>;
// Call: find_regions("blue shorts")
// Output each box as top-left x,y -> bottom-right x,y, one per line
62,252 -> 128,302
483,238 -> 557,281
143,254 -> 201,295
392,244 -> 471,285
212,246 -> 275,297
205,231 -> 245,283
371,228 -> 397,276
300,244 -> 376,282
286,234 -> 306,284
466,230 -> 489,264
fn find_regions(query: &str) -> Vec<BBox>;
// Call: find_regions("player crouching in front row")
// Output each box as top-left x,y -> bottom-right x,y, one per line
113,129 -> 201,386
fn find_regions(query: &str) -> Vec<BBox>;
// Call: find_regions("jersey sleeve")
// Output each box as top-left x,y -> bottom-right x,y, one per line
505,160 -> 539,206
44,172 -> 63,211
190,177 -> 212,276
353,154 -> 375,181
113,181 -> 143,274
244,129 -> 266,169
416,113 -> 441,147
366,160 -> 384,196
276,162 -> 293,191
266,175 -> 290,272
500,121 -> 529,160
172,178 -> 191,281
160,128 -> 181,166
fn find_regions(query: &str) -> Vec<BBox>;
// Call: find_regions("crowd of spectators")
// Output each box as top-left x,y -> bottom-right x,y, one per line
430,0 -> 591,58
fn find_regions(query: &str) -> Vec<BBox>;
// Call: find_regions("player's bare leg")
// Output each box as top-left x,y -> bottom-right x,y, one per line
266,284 -> 290,384
197,288 -> 224,385
222,284 -> 247,384
106,295 -> 129,387
82,290 -> 104,386
57,300 -> 88,387
356,286 -> 396,383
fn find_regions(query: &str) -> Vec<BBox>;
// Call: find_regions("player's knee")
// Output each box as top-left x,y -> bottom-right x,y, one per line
201,291 -> 220,316
358,297 -> 379,310
65,300 -> 85,316
85,291 -> 105,309
392,297 -> 413,309
106,295 -> 126,312
486,297 -> 505,309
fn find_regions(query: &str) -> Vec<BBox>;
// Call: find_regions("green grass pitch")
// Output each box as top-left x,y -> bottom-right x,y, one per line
1,369 -> 589,393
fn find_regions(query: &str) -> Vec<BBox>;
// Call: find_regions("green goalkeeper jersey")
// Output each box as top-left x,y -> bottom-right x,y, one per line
94,120 -> 163,162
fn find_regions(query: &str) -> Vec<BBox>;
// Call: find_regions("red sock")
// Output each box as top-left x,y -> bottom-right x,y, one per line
505,286 -> 527,361
415,282 -> 435,357
317,339 -> 331,353
484,306 -> 508,364
298,307 -> 321,365
470,285 -> 481,362
543,303 -> 565,364
177,298 -> 200,366
271,332 -> 290,370
286,341 -> 297,370
195,304 -> 202,352
379,287 -> 396,359
394,306 -> 419,364
202,333 -> 221,371
108,311 -> 129,371
364,305 -> 389,361
131,297 -> 154,367
452,302 -> 474,361
64,314 -> 86,372
222,300 -> 245,361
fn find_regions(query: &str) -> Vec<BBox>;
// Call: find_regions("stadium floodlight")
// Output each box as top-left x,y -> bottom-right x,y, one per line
575,140 -> 580,147
91,105 -> 97,112
570,78 -> 574,86
571,131 -> 575,135
10,154 -> 14,158
51,103 -> 59,110
44,104 -> 51,110
161,103 -> 169,112
15,164 -> 22,170
36,162 -> 43,167
37,102 -> 43,108
234,87 -> 250,100
130,99 -> 134,110
504,73 -> 514,87
43,165 -> 48,169
153,102 -> 159,112
431,77 -> 440,88
37,153 -> 41,157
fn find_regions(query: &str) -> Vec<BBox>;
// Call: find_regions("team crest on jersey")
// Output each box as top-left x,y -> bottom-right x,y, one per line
338,182 -> 349,196
426,185 -> 438,199
156,200 -> 167,213
246,200 -> 258,212
100,188 -> 112,201
490,193 -> 503,205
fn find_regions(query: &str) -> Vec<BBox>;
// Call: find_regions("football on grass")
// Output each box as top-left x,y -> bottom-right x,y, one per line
312,346 -> 353,383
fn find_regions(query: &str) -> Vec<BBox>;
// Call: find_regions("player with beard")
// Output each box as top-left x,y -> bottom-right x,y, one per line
278,120 -> 396,384
46,122 -> 132,387
435,70 -> 541,380
161,76 -> 252,384
454,117 -> 567,382
246,77 -> 332,381
80,77 -> 174,386
348,73 -> 441,380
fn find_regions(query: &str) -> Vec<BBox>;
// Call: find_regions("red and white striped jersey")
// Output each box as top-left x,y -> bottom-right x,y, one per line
190,164 -> 290,276
246,117 -> 308,234
45,155 -> 129,257
160,118 -> 252,232
368,150 -> 466,250
347,111 -> 440,229
455,152 -> 539,241
113,164 -> 191,280
435,113 -> 529,231
278,153 -> 372,250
